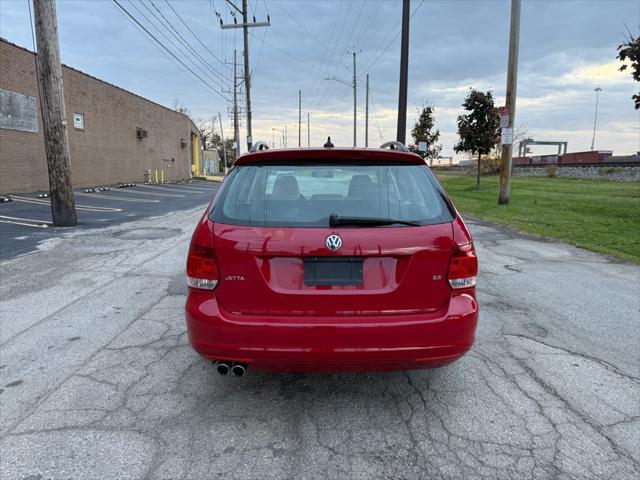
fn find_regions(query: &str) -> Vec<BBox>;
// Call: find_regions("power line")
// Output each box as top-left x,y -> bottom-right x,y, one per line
307,0 -> 353,109
131,1 -> 226,92
111,0 -> 229,102
314,1 -> 369,112
162,0 -> 231,72
249,31 -> 325,76
142,0 -> 230,89
362,0 -> 425,73
316,2 -> 367,115
272,0 -> 350,73
314,1 -> 358,108
112,2 -> 209,91
368,86 -> 386,144
351,0 -> 384,50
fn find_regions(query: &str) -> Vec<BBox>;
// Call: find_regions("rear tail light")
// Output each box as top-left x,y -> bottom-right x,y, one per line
448,242 -> 478,289
186,244 -> 219,290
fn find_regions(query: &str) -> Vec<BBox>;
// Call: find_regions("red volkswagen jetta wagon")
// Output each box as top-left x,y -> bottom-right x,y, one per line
185,142 -> 478,376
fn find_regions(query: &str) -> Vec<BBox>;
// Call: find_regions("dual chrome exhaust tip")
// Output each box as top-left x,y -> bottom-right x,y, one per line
215,361 -> 247,377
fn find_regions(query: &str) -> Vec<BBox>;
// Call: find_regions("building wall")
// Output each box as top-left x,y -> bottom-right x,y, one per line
0,39 -> 199,194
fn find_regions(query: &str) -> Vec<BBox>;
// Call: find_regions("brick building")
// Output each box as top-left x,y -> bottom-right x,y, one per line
0,38 -> 202,194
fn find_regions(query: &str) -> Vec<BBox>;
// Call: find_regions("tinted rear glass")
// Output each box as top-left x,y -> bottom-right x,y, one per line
211,164 -> 454,227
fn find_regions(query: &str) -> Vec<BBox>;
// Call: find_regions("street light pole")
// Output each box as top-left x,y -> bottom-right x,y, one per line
365,73 -> 369,147
591,87 -> 602,151
352,50 -> 357,147
298,90 -> 302,147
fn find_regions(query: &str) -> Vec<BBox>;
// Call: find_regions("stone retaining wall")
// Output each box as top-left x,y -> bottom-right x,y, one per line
513,165 -> 640,182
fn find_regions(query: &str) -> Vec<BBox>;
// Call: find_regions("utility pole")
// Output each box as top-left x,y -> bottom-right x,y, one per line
232,49 -> 240,160
218,112 -> 226,174
33,0 -> 77,226
498,0 -> 521,205
591,87 -> 602,151
298,90 -> 302,147
219,0 -> 270,151
285,125 -> 287,148
241,0 -> 252,151
307,111 -> 310,147
396,0 -> 410,144
324,50 -> 359,147
365,73 -> 370,147
352,50 -> 357,147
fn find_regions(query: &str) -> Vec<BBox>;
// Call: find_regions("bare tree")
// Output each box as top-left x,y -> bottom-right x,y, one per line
173,99 -> 190,116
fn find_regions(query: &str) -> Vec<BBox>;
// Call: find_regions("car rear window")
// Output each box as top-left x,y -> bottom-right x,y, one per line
211,163 -> 454,227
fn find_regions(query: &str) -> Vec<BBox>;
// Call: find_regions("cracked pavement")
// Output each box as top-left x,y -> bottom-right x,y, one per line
1,207 -> 638,479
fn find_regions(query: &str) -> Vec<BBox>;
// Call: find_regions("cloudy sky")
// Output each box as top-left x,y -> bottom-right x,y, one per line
1,0 -> 638,157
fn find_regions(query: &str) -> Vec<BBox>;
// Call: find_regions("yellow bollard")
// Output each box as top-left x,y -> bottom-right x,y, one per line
161,170 -> 164,184
155,169 -> 158,183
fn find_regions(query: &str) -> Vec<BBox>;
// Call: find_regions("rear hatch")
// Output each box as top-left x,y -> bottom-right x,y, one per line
210,156 -> 456,317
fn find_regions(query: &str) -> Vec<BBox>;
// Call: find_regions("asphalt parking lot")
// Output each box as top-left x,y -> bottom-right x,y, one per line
0,206 -> 638,479
0,180 -> 220,260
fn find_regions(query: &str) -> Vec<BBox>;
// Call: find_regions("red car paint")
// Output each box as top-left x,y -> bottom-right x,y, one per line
185,148 -> 478,372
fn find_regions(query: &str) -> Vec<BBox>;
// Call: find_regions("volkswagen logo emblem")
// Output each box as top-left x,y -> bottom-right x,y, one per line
325,234 -> 342,251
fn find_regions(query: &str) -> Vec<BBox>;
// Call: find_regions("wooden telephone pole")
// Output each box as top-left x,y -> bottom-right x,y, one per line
498,0 -> 521,205
396,0 -> 410,144
33,0 -> 77,226
218,112 -> 226,173
232,49 -> 240,160
220,0 -> 270,151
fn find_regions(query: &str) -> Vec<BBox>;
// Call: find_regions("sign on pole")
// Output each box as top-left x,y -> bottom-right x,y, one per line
501,127 -> 513,145
418,141 -> 427,152
498,105 -> 510,128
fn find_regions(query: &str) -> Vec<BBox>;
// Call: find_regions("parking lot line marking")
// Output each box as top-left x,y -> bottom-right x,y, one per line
10,196 -> 123,212
0,215 -> 52,224
75,193 -> 160,203
162,184 -> 214,192
0,219 -> 49,229
138,184 -> 211,193
120,188 -> 185,198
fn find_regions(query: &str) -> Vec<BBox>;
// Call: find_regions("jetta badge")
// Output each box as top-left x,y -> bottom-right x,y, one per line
325,234 -> 342,251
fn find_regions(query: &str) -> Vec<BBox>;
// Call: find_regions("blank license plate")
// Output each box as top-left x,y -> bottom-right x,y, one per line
303,257 -> 363,286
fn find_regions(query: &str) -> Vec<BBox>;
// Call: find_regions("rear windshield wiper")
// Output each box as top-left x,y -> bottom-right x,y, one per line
329,213 -> 422,227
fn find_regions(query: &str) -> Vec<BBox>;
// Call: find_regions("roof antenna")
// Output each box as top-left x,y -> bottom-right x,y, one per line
323,136 -> 334,148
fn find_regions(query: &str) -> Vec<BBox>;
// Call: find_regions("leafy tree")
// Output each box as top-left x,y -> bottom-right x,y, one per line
617,32 -> 640,109
209,133 -> 235,171
195,118 -> 234,172
409,104 -> 442,165
454,89 -> 500,188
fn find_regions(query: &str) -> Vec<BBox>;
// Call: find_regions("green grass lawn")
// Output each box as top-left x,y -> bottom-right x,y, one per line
437,174 -> 640,263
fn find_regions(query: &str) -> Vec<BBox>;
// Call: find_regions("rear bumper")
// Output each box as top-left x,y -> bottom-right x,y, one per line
185,290 -> 478,372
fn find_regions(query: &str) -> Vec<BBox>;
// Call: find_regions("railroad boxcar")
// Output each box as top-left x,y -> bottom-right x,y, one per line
559,151 -> 613,164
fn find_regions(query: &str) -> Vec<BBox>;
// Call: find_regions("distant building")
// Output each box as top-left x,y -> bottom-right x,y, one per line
201,150 -> 220,175
0,38 -> 203,194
